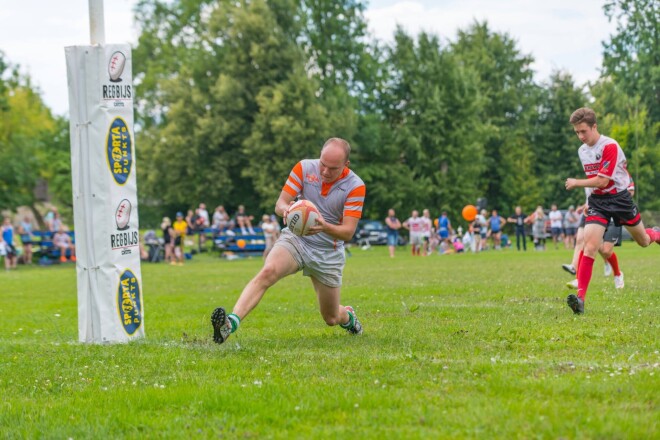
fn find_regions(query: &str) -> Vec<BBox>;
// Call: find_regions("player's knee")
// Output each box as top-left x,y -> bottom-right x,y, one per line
256,264 -> 281,286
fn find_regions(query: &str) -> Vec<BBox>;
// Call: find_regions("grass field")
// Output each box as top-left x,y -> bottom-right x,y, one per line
1,244 -> 659,438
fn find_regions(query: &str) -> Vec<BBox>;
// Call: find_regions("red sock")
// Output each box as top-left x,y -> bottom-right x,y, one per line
607,253 -> 621,276
646,228 -> 660,244
577,255 -> 594,300
575,250 -> 584,277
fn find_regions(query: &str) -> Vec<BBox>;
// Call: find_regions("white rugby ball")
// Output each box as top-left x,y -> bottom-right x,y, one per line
108,51 -> 126,82
286,200 -> 321,236
115,199 -> 132,230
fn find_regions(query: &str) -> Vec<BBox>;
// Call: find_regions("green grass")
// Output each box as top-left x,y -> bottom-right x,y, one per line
1,245 -> 659,438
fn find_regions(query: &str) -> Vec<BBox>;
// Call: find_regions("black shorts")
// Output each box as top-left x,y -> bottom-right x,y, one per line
603,220 -> 622,247
586,191 -> 641,227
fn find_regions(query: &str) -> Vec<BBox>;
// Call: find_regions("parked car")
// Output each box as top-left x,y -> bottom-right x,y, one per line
351,220 -> 407,246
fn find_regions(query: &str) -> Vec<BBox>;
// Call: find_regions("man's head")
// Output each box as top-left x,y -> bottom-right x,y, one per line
515,206 -> 522,214
412,210 -> 419,218
423,209 -> 430,218
319,138 -> 351,183
570,107 -> 600,146
551,204 -> 557,210
388,208 -> 395,217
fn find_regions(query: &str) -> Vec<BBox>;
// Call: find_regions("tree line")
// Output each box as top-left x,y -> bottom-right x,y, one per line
1,0 -> 657,227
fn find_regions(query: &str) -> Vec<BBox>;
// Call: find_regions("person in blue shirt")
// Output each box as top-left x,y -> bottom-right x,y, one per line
487,209 -> 507,250
437,212 -> 453,241
1,217 -> 18,270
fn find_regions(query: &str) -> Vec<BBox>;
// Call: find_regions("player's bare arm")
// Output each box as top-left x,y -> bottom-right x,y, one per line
307,216 -> 359,242
274,191 -> 296,224
565,175 -> 610,191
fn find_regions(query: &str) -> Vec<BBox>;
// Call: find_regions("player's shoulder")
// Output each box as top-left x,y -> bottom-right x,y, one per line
346,168 -> 364,185
598,135 -> 621,149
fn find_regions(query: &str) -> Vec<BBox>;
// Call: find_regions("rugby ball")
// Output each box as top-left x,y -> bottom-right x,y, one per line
286,200 -> 321,236
108,51 -> 126,82
115,199 -> 132,230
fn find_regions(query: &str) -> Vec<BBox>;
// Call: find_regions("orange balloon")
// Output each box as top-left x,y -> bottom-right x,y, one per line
236,239 -> 246,249
462,205 -> 478,222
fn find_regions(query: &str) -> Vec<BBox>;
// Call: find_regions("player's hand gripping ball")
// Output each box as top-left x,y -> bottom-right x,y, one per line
286,200 -> 321,236
462,205 -> 478,222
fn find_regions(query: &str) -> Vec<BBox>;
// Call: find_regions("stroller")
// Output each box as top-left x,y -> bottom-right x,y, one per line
144,230 -> 164,262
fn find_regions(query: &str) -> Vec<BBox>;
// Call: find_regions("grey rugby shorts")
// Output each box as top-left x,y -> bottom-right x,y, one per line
273,229 -> 345,287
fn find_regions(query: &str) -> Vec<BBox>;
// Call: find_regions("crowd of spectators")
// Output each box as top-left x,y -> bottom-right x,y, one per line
385,203 -> 587,257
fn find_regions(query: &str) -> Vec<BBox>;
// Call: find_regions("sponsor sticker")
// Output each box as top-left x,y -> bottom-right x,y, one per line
106,117 -> 132,185
117,269 -> 142,335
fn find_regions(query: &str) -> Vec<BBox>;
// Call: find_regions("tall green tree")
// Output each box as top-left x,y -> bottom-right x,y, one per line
367,29 -> 486,220
0,54 -> 64,214
591,79 -> 660,210
533,71 -> 588,209
602,0 -> 660,122
451,22 -> 540,213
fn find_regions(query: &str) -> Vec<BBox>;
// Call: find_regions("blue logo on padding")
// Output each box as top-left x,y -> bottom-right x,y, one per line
106,117 -> 132,185
117,269 -> 142,335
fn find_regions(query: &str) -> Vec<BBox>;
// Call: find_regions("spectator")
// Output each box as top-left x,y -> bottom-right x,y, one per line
470,216 -> 482,253
50,211 -> 63,233
198,203 -> 210,228
235,205 -> 255,235
17,215 -> 35,264
421,209 -> 433,256
563,205 -> 580,249
530,205 -> 547,250
549,204 -> 564,249
452,237 -> 465,253
261,214 -> 280,259
44,206 -> 58,232
195,204 -> 210,248
487,209 -> 506,250
437,211 -> 454,243
403,210 -> 423,256
1,217 -> 18,270
161,216 -> 174,263
212,205 -> 231,232
384,208 -> 402,258
477,209 -> 489,251
172,212 -> 187,266
185,209 -> 195,235
53,229 -> 76,263
507,206 -> 528,251
439,238 -> 454,254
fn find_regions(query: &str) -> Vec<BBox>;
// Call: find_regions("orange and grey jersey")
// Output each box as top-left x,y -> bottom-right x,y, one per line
283,159 -> 366,249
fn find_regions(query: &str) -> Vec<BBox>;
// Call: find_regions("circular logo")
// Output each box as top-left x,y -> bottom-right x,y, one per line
106,117 -> 133,185
117,269 -> 142,335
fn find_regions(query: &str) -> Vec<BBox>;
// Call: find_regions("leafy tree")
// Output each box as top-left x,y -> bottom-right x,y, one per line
533,71 -> 588,209
368,29 -> 486,221
602,0 -> 660,122
591,79 -> 660,210
0,55 -> 61,214
451,22 -> 540,213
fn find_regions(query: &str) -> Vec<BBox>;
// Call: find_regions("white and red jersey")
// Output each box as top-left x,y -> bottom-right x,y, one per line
283,159 -> 365,249
420,216 -> 432,237
578,135 -> 630,196
405,216 -> 424,234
